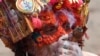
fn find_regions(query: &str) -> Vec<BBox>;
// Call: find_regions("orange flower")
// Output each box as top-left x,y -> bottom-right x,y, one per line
40,25 -> 66,45
57,11 -> 69,25
36,37 -> 43,42
39,10 -> 56,25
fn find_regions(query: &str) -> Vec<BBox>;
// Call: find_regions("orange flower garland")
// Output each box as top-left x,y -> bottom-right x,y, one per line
39,10 -> 56,25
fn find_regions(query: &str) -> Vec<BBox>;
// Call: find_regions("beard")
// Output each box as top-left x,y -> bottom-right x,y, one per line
29,34 -> 83,56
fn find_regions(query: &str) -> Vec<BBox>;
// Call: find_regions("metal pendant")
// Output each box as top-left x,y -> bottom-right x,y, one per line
16,0 -> 50,14
16,0 -> 35,13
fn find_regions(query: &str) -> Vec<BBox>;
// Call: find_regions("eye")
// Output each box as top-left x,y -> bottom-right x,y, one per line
42,24 -> 58,35
63,22 -> 70,30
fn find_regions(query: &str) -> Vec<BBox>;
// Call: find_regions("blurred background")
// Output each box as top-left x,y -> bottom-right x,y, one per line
83,0 -> 100,54
0,0 -> 100,56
